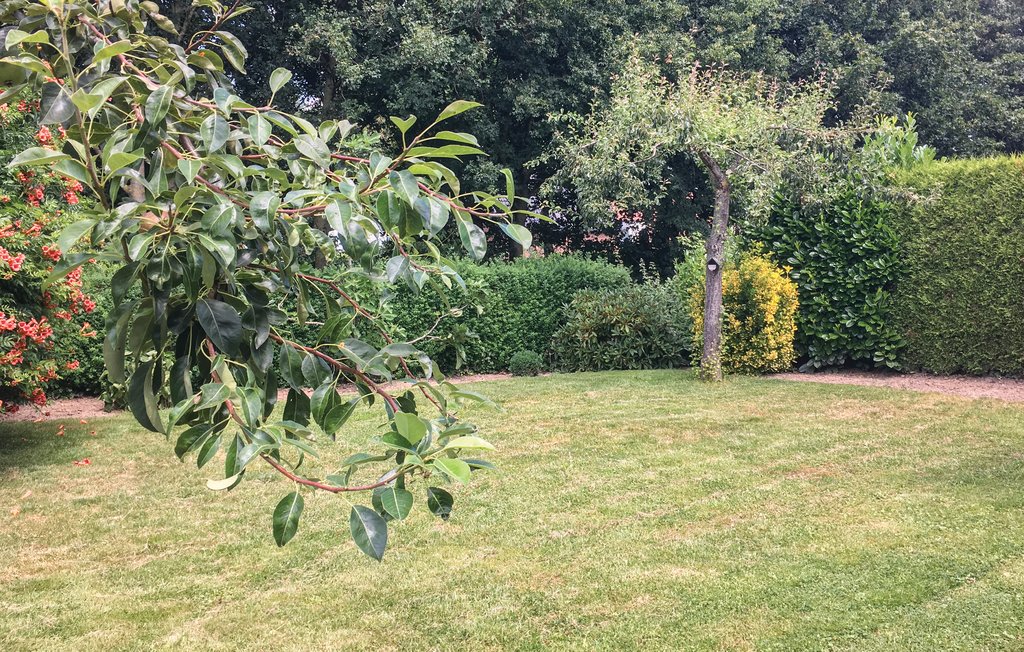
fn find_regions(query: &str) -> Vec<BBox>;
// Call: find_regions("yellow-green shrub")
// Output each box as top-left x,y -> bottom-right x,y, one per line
688,252 -> 799,374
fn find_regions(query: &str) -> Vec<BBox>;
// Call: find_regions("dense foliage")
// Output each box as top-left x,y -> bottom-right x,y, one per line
1,0 -> 536,558
550,48 -> 834,380
686,251 -> 799,374
552,281 -> 689,372
893,157 -> 1024,375
0,95 -> 97,411
760,187 -> 904,370
387,254 -> 631,372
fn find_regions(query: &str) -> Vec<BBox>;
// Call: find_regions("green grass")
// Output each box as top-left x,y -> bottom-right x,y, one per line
3,370 -> 1024,651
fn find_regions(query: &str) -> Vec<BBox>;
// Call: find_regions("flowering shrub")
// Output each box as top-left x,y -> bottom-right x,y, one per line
0,94 -> 95,412
687,251 -> 799,374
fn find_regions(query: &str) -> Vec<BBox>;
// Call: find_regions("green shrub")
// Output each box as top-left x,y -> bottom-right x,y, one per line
759,187 -> 904,370
552,282 -> 689,372
509,350 -> 544,376
892,157 -> 1024,375
388,254 -> 632,372
687,251 -> 799,374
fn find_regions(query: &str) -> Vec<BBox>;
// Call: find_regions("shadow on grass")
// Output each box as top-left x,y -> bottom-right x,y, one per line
0,417 -> 114,472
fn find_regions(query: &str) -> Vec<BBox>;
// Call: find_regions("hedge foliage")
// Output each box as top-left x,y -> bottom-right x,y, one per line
760,187 -> 904,370
893,157 -> 1024,375
687,251 -> 799,374
386,255 -> 632,372
551,282 -> 690,372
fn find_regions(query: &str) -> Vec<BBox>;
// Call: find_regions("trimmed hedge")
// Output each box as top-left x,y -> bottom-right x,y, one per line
387,255 -> 632,372
893,157 -> 1024,375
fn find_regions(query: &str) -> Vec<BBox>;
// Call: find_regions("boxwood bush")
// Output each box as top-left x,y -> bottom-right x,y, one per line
893,157 -> 1024,375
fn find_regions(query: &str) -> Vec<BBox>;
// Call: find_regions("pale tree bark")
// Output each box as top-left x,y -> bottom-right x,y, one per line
697,150 -> 730,382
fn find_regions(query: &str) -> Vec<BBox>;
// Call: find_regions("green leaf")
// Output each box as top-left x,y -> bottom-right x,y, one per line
175,425 -> 212,460
57,219 -> 95,253
5,29 -> 49,49
177,158 -> 202,183
433,131 -> 479,146
248,113 -> 271,146
196,299 -> 242,355
349,505 -> 387,561
379,486 -> 413,521
7,147 -> 69,167
269,67 -> 292,94
426,487 -> 453,520
433,458 -> 471,484
145,85 -> 173,124
70,89 -> 104,115
201,114 -> 229,153
106,150 -> 143,173
272,491 -> 304,546
499,223 -> 532,250
250,191 -> 279,232
94,40 -> 133,63
196,382 -> 229,410
388,170 -> 420,207
195,434 -> 222,469
457,218 -> 487,261
390,115 -> 416,134
85,76 -> 125,117
294,134 -> 330,168
196,232 -> 236,267
53,158 -> 91,185
393,412 -> 427,445
128,360 -> 164,434
437,100 -> 483,122
443,436 -> 496,451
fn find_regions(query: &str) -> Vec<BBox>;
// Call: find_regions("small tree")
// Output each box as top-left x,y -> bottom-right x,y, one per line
1,0 -> 534,558
550,50 -> 835,380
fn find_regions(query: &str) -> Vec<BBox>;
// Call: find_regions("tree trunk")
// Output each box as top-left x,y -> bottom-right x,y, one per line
697,151 -> 730,382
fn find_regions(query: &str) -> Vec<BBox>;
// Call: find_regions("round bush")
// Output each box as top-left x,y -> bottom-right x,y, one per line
509,350 -> 544,376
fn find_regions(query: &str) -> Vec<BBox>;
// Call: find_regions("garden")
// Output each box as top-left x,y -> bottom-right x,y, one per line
2,1 -> 1024,650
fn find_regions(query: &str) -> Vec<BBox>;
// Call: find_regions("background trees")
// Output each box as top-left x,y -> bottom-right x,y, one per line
142,1 -> 1023,274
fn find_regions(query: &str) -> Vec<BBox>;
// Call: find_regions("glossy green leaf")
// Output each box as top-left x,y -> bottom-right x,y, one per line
196,299 -> 242,355
349,505 -> 387,561
433,458 -> 471,484
426,487 -> 453,520
269,67 -> 292,94
272,491 -> 304,546
379,485 -> 413,520
393,412 -> 427,445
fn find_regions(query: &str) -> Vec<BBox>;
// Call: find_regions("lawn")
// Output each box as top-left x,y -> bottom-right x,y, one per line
3,370 -> 1024,651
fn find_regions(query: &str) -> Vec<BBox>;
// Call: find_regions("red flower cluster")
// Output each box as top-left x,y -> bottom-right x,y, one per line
0,245 -> 26,272
41,244 -> 61,262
